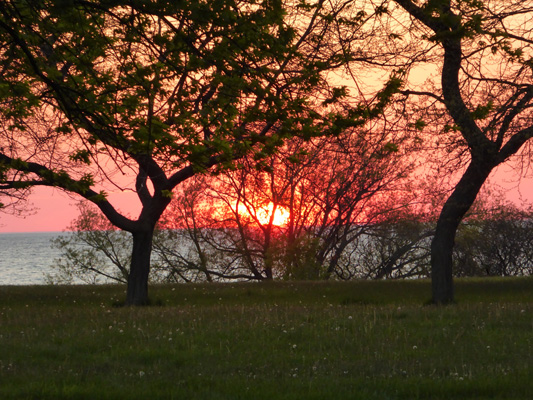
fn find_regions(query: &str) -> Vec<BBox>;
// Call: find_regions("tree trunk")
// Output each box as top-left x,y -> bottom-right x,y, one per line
126,229 -> 154,306
431,158 -> 495,304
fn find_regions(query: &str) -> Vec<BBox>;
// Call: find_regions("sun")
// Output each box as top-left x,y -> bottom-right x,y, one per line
255,202 -> 290,226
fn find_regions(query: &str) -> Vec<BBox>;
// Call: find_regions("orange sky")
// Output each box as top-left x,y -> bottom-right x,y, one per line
1,164 -> 532,233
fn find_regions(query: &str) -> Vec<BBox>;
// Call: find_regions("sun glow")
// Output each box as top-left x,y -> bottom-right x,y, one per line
254,202 -> 290,226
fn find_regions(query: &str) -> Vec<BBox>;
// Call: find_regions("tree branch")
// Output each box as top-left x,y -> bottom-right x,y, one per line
400,89 -> 444,103
0,152 -> 137,230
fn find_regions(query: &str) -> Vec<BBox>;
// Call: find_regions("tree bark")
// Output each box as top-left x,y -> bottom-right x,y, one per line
431,158 -> 495,304
126,229 -> 155,306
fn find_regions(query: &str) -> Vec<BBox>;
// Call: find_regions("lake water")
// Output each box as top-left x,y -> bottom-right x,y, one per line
0,232 -> 68,285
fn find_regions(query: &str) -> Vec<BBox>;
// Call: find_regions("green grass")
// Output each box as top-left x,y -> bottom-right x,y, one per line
0,278 -> 532,399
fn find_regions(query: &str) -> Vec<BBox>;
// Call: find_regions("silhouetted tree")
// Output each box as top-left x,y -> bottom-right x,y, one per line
0,0 -> 384,304
389,0 -> 533,303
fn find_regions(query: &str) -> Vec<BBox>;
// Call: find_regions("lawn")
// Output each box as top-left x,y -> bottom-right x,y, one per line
0,278 -> 531,399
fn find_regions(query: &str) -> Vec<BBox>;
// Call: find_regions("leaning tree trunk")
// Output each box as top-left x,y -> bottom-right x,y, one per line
126,229 -> 155,306
431,158 -> 495,304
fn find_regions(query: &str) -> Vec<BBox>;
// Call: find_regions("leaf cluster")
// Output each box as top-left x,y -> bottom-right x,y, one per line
0,0 -> 373,213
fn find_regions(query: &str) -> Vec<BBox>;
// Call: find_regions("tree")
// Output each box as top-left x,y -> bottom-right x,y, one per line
47,202 -> 131,284
453,192 -> 533,277
152,121 -> 420,281
340,217 -> 432,280
0,0 -> 380,304
388,0 -> 533,303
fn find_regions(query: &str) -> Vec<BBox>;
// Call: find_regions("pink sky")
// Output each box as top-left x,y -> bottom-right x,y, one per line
1,164 -> 532,233
0,187 -> 140,233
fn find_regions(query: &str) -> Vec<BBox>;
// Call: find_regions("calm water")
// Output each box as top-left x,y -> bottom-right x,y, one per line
0,232 -> 68,285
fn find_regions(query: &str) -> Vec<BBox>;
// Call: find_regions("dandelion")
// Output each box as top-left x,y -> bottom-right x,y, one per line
139,371 -> 145,378
412,345 -> 418,350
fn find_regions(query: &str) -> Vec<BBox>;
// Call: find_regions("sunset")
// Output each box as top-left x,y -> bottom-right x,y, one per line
1,0 -> 532,398
244,202 -> 291,227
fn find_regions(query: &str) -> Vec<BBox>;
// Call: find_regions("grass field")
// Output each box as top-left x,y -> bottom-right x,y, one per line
0,278 -> 531,399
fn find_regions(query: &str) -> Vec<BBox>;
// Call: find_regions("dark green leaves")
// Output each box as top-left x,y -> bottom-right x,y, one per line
471,101 -> 494,121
